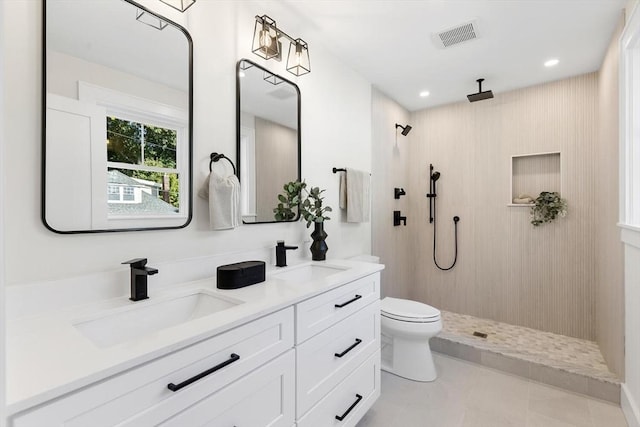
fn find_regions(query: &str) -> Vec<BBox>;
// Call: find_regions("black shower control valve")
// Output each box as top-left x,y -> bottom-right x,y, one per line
394,188 -> 406,199
393,210 -> 407,226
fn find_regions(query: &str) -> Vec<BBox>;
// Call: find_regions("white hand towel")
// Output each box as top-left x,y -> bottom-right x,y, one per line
198,172 -> 241,230
339,172 -> 347,209
346,168 -> 370,223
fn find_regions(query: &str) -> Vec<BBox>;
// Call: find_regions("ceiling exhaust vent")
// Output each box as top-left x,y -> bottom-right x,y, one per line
432,20 -> 479,49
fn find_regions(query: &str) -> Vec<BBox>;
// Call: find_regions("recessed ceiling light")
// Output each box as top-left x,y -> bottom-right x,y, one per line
544,59 -> 559,67
420,91 -> 430,97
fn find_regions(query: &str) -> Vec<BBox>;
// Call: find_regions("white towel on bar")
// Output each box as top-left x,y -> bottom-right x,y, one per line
339,171 -> 347,209
198,171 -> 241,230
345,168 -> 370,223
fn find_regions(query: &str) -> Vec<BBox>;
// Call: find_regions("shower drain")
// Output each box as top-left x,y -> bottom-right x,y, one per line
473,331 -> 488,339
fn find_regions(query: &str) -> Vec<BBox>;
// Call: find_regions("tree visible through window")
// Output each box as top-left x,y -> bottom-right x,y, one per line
106,117 -> 180,210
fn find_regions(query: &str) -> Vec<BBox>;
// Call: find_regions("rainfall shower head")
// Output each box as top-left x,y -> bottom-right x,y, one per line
431,171 -> 441,181
395,123 -> 412,136
467,78 -> 494,102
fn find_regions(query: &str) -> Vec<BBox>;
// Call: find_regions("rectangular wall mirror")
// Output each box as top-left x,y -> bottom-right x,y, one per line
43,0 -> 193,233
236,59 -> 301,224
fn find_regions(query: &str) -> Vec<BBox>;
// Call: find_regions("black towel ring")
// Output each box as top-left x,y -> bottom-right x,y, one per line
209,152 -> 236,175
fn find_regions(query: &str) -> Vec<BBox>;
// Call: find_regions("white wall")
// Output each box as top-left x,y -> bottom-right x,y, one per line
0,1 -> 6,424
622,2 -> 640,425
1,0 -> 372,288
47,50 -> 188,109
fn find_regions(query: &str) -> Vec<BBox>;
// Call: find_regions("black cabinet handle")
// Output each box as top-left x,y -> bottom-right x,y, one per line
167,353 -> 240,392
335,394 -> 363,421
335,338 -> 363,358
334,294 -> 362,308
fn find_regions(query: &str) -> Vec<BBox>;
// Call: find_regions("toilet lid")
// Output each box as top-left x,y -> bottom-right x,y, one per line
381,297 -> 441,321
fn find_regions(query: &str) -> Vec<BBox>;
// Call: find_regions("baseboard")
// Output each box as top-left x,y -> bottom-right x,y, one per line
622,384 -> 640,427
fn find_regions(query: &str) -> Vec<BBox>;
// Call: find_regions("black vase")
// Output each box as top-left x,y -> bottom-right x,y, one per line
310,222 -> 328,261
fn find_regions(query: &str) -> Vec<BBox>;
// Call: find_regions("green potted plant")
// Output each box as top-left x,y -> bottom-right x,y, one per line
530,191 -> 567,227
274,180 -> 332,260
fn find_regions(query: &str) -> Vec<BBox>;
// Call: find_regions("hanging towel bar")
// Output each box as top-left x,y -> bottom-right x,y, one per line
210,153 -> 236,175
332,167 -> 370,175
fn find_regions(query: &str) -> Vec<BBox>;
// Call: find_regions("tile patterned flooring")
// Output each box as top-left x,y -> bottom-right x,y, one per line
439,311 -> 618,383
356,353 -> 628,427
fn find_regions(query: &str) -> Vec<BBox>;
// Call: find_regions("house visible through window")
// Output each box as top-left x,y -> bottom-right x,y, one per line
106,116 -> 181,216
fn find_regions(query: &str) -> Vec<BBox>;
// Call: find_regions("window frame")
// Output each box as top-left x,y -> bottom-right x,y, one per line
78,81 -> 190,226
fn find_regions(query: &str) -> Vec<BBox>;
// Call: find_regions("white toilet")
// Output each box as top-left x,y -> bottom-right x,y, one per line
380,297 -> 442,382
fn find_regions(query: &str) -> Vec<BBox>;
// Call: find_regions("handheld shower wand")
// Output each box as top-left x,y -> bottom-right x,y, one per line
426,164 -> 440,223
426,164 -> 460,271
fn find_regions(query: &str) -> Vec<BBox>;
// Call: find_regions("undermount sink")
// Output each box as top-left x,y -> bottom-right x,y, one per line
272,263 -> 348,283
73,290 -> 243,348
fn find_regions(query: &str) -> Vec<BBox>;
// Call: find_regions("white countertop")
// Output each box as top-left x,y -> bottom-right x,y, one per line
6,259 -> 384,416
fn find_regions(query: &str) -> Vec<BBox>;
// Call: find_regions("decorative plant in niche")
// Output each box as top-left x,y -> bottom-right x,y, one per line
274,180 -> 332,260
530,191 -> 567,227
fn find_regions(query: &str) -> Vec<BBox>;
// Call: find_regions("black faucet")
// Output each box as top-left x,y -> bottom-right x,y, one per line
122,258 -> 159,301
275,241 -> 298,267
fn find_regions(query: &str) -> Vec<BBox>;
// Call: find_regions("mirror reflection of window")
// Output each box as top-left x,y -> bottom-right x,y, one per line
43,0 -> 192,232
106,116 -> 180,216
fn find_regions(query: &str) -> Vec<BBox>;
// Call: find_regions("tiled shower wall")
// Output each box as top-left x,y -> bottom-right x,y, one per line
595,15 -> 625,378
372,74 -> 602,342
407,73 -> 598,341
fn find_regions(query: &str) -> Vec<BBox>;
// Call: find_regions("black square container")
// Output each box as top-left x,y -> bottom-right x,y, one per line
216,260 -> 266,289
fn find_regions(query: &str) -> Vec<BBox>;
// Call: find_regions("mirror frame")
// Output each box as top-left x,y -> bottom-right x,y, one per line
41,0 -> 194,234
236,59 -> 302,224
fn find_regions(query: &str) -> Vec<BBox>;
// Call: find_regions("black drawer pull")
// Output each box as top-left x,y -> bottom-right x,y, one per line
334,294 -> 362,308
335,338 -> 363,358
335,393 -> 363,421
167,353 -> 240,392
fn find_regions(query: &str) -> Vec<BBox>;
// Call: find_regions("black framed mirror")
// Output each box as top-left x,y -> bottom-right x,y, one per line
43,0 -> 193,233
236,59 -> 301,224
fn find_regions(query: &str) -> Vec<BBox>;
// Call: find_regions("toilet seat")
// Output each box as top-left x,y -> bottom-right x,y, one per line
381,297 -> 441,323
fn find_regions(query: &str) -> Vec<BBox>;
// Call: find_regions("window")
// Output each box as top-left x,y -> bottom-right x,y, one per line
106,116 -> 181,216
78,81 -> 189,226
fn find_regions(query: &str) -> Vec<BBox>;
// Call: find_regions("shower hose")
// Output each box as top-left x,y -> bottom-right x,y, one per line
432,197 -> 460,271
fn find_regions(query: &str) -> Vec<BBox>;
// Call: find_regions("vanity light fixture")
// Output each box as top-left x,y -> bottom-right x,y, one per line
135,9 -> 168,30
287,38 -> 311,76
252,15 -> 311,76
159,0 -> 196,12
252,15 -> 281,60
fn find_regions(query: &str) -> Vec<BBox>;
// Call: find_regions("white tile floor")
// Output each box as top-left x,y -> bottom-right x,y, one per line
356,353 -> 628,427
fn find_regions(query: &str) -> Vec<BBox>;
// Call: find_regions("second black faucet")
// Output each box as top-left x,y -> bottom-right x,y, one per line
275,241 -> 298,267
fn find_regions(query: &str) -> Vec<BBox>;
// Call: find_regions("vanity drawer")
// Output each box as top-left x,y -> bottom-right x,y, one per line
296,272 -> 379,343
11,308 -> 294,427
297,350 -> 381,427
142,350 -> 295,427
296,300 -> 380,416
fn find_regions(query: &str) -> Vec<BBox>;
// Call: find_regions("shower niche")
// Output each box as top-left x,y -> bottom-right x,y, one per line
509,151 -> 561,207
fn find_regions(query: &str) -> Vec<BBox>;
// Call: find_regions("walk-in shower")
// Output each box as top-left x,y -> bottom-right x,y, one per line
426,164 -> 460,270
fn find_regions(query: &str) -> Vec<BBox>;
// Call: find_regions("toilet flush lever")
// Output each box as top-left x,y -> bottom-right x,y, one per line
393,211 -> 407,226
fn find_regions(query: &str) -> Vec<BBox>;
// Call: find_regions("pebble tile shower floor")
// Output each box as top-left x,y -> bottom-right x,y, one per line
429,311 -> 620,402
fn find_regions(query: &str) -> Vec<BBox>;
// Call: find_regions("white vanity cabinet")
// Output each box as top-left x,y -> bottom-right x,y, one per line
295,273 -> 381,426
11,308 -> 294,427
9,268 -> 382,427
